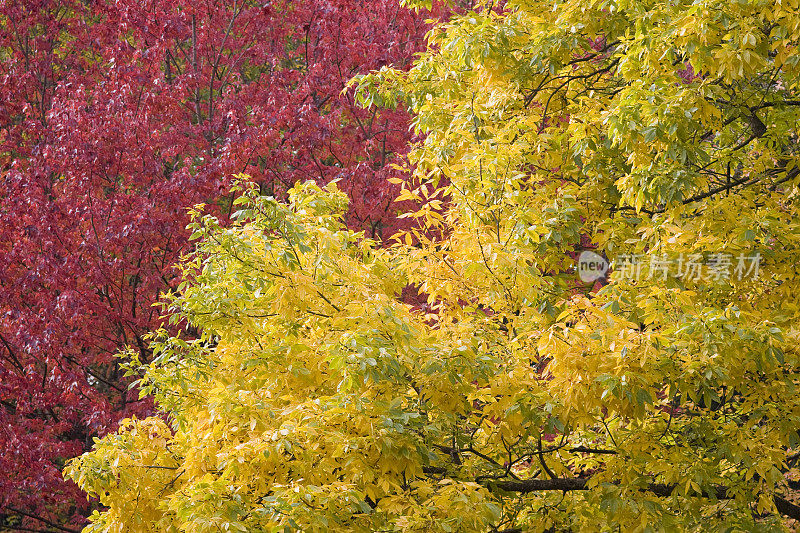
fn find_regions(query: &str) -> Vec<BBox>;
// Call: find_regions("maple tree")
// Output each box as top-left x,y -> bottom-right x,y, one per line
65,0 -> 800,530
0,0 -> 428,529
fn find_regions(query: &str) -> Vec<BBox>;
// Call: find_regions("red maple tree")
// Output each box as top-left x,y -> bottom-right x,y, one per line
0,0 -> 430,529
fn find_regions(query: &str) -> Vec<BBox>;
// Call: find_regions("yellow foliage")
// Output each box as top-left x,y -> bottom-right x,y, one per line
67,0 -> 800,530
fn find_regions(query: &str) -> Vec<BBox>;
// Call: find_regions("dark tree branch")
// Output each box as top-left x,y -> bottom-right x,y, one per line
488,478 -> 800,520
4,508 -> 81,533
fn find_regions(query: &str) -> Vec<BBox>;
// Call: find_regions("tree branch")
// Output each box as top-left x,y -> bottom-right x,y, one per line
488,478 -> 800,520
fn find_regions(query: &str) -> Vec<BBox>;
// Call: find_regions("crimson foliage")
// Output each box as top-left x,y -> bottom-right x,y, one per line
0,1 -> 427,529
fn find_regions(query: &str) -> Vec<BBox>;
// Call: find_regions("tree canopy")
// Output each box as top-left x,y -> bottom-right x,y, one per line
66,0 -> 800,531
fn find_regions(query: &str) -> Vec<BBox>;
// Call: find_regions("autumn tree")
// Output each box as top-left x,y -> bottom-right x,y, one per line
0,0 -> 428,529
65,0 -> 800,531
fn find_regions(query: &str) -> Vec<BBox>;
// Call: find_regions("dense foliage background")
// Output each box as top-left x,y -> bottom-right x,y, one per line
5,0 -> 800,530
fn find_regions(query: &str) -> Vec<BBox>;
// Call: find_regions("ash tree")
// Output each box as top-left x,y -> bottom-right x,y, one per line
66,0 -> 800,531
